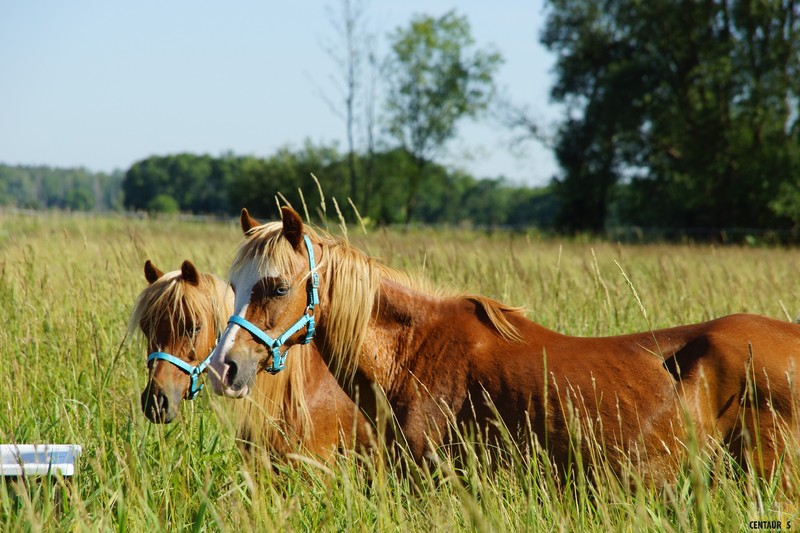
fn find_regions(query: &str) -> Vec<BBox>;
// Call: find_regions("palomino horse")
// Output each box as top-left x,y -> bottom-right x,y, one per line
208,207 -> 800,484
130,258 -> 371,459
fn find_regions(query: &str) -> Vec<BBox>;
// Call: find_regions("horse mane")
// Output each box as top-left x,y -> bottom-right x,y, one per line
232,222 -> 524,386
231,344 -> 313,455
128,271 -> 232,347
464,295 -> 525,343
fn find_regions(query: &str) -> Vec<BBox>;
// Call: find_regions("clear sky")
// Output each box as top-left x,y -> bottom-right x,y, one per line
0,0 -> 560,186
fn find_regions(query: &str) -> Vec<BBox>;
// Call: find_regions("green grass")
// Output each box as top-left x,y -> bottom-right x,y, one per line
1,210 -> 799,531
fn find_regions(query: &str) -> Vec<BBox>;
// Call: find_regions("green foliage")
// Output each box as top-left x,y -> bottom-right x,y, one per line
122,153 -> 233,214
0,164 -> 122,211
119,146 -> 555,228
63,187 -> 95,211
228,142 -> 346,220
385,10 -> 502,161
146,193 -> 180,214
384,10 -> 503,222
542,0 -> 800,232
771,180 -> 800,228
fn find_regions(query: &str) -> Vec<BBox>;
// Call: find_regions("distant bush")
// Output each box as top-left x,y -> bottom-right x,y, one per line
146,193 -> 179,214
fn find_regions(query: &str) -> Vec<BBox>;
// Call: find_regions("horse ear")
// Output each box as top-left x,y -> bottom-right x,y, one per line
280,206 -> 304,249
181,260 -> 201,286
240,208 -> 261,235
144,260 -> 163,284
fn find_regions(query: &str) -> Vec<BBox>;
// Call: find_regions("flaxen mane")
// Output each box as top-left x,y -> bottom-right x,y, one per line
232,347 -> 313,453
128,271 -> 231,345
232,221 -> 524,385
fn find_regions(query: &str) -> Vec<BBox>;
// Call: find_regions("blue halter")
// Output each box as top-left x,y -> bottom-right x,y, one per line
147,351 -> 213,400
227,235 -> 319,374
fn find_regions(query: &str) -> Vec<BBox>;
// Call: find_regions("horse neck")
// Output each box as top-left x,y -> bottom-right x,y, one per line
350,277 -> 441,392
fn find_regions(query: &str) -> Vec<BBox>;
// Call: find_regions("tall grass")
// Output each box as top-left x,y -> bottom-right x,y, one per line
0,210 -> 798,530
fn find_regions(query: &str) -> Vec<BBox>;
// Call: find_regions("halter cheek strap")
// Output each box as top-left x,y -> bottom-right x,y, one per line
228,235 -> 319,374
147,351 -> 213,400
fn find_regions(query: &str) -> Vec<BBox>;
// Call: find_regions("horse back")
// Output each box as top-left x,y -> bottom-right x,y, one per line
434,309 -> 800,477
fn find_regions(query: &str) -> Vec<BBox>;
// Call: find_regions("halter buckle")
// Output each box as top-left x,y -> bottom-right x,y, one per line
266,347 -> 286,374
186,382 -> 204,400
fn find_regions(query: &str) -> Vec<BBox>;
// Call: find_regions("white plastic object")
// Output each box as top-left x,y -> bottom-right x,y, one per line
0,444 -> 82,477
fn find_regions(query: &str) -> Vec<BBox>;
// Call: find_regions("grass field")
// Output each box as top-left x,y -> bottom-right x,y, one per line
1,210 -> 799,531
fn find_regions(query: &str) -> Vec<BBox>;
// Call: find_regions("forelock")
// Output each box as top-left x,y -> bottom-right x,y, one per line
128,269 -> 226,344
229,220 -> 325,281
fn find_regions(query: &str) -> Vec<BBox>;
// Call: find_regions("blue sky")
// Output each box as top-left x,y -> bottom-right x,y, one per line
0,0 -> 560,186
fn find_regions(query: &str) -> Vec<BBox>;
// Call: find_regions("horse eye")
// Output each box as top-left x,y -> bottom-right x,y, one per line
187,323 -> 202,335
274,285 -> 289,297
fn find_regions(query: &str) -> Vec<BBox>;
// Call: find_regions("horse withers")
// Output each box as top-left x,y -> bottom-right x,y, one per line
130,258 -> 372,459
208,207 -> 800,485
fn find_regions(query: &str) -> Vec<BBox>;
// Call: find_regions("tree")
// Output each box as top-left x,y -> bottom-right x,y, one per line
64,187 -> 95,211
122,154 -> 230,214
322,0 -> 375,207
361,42 -> 381,217
147,194 -> 179,214
384,10 -> 502,223
542,0 -> 800,233
227,142 -> 345,220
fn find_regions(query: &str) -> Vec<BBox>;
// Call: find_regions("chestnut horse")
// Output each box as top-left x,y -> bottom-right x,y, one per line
130,258 -> 371,459
208,207 -> 800,484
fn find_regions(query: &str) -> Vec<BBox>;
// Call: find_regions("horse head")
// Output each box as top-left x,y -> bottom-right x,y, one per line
208,207 -> 320,397
132,259 -> 231,422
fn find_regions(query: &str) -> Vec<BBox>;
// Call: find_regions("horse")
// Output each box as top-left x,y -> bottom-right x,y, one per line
130,258 -> 372,460
207,206 -> 800,485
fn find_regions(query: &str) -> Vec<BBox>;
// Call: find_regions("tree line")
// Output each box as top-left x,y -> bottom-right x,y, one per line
121,147 -> 558,227
0,164 -> 123,211
0,148 -> 558,229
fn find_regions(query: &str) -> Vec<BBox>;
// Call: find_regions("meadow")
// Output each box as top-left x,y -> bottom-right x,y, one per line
1,209 -> 798,531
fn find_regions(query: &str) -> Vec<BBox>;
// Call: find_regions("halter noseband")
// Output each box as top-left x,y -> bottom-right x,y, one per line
147,351 -> 213,400
227,234 -> 319,374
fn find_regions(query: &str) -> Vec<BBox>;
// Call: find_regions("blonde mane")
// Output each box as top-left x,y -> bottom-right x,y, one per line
232,344 -> 313,455
128,271 -> 231,347
232,222 -> 524,386
129,267 -> 312,453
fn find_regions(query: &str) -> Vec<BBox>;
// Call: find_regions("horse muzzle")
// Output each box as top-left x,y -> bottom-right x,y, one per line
213,349 -> 258,398
141,382 -> 182,423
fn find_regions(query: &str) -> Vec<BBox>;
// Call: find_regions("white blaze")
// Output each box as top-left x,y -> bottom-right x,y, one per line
207,257 -> 277,395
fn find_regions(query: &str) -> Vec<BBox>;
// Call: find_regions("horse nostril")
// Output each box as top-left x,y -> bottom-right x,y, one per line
141,388 -> 171,423
225,358 -> 239,387
221,355 -> 256,394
